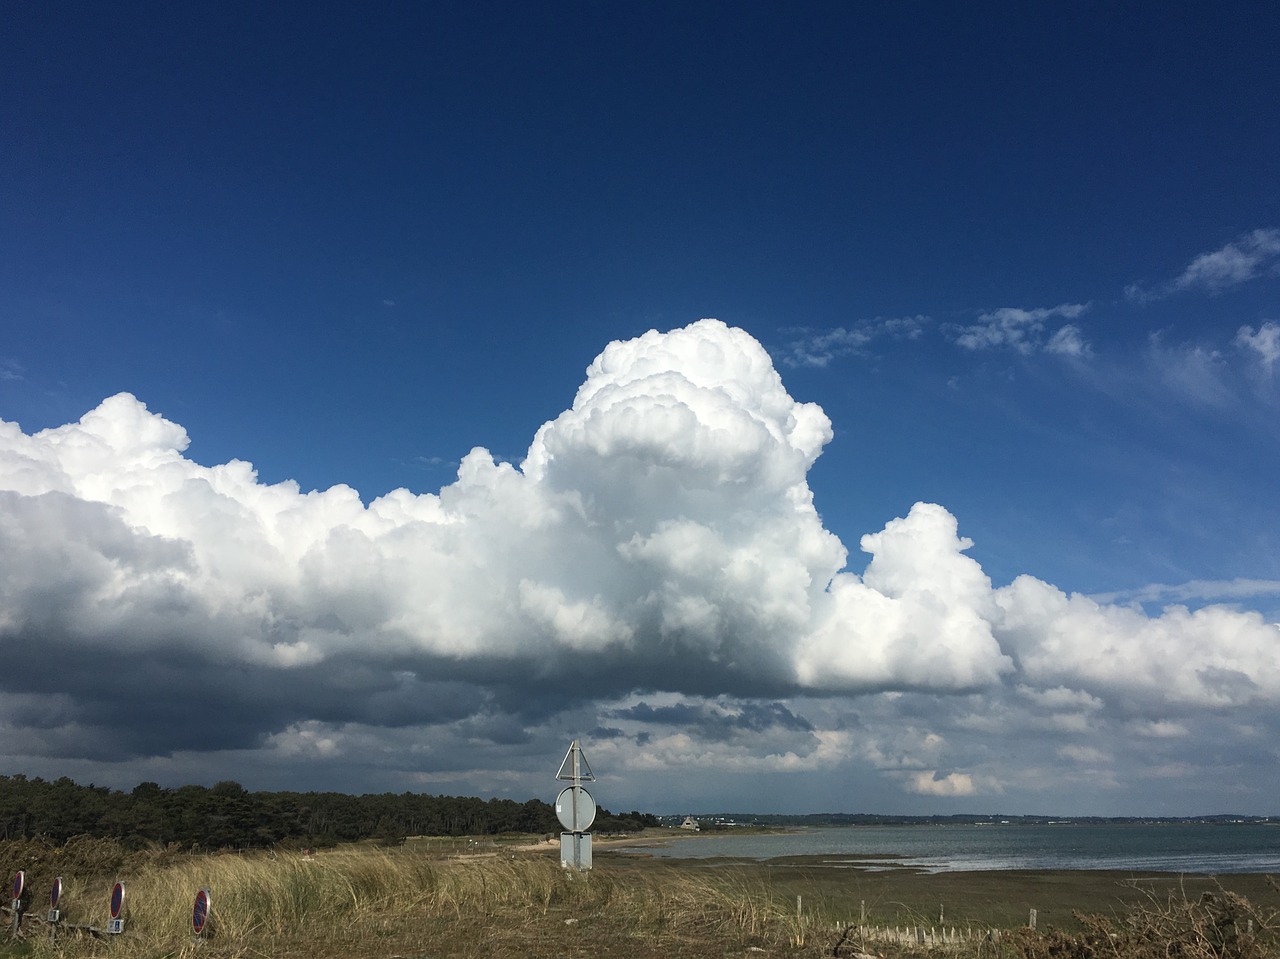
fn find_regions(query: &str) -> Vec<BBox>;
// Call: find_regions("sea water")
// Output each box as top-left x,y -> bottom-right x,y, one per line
622,823 -> 1280,873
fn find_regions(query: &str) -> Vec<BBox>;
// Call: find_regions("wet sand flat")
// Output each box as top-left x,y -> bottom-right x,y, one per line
596,847 -> 1280,931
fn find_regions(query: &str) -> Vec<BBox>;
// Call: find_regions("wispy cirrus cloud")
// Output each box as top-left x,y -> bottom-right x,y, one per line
952,303 -> 1091,356
1044,323 -> 1092,357
1143,333 -> 1235,408
780,315 -> 928,367
1091,578 -> 1280,608
1236,321 -> 1280,371
1126,229 -> 1280,302
784,304 -> 1095,368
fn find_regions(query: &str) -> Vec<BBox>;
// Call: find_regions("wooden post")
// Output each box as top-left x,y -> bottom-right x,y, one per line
1029,908 -> 1037,930
939,902 -> 945,923
860,899 -> 866,923
796,895 -> 802,917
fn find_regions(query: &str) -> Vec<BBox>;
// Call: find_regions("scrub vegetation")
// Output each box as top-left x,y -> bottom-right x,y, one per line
3,836 -> 1278,959
0,775 -> 657,847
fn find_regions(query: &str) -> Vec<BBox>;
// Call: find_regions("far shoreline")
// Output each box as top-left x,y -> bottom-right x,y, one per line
503,832 -> 1280,930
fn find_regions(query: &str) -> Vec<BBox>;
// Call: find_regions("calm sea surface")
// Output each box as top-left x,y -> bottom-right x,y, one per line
622,823 -> 1280,873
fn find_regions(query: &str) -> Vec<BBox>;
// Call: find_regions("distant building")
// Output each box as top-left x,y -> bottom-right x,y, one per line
680,816 -> 700,831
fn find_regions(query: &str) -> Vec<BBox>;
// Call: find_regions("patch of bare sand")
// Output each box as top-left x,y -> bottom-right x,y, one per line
511,828 -> 696,854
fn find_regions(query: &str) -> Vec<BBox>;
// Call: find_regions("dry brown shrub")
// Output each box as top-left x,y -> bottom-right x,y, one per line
1,835 -> 193,905
1009,886 -> 1279,959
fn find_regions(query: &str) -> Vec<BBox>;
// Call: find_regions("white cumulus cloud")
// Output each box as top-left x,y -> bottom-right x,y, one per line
2,318 -> 1278,809
904,770 -> 981,797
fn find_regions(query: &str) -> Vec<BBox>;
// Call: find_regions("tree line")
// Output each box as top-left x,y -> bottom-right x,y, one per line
0,774 -> 658,848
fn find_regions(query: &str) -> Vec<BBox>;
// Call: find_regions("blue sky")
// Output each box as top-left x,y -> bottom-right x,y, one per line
2,3 -> 1279,816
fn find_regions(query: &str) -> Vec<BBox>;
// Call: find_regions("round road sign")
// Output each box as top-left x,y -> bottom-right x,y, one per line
555,785 -> 596,832
51,877 -> 62,909
192,888 -> 211,935
12,871 -> 24,901
110,881 -> 125,919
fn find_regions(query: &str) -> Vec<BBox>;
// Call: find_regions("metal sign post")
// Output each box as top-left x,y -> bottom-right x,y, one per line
47,876 -> 62,939
10,871 -> 24,935
555,740 -> 597,870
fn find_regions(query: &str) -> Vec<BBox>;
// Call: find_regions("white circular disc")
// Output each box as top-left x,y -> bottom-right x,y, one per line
555,786 -> 596,831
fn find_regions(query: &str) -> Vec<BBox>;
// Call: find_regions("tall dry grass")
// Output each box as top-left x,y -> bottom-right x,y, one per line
16,844 -> 800,959
11,841 -> 1279,959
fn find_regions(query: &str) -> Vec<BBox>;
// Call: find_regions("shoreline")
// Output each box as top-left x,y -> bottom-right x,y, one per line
514,830 -> 1280,879
499,834 -> 1280,932
546,822 -> 1280,876
511,823 -> 781,851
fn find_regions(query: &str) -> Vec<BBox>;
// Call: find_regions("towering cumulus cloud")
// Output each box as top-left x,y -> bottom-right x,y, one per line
1,319 -> 1277,805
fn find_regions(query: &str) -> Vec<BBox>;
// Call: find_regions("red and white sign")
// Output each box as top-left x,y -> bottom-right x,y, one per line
192,888 -> 212,935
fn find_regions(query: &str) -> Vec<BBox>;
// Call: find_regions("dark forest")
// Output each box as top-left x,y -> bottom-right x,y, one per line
0,774 -> 658,848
